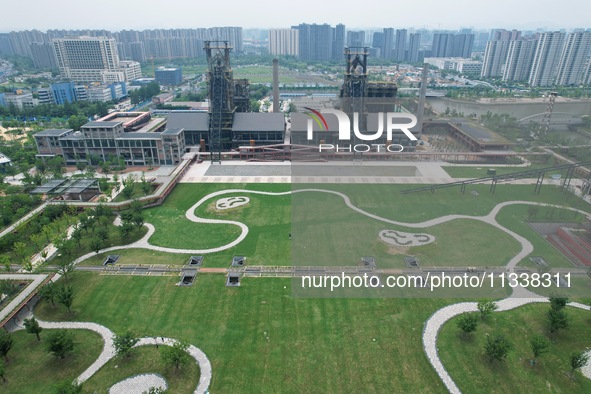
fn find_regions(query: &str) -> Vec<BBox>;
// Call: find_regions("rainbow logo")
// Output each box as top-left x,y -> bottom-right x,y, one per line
303,107 -> 328,131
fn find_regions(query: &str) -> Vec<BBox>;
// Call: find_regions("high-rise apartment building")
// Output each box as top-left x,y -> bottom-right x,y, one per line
268,29 -> 299,56
407,33 -> 420,63
502,38 -> 536,82
481,40 -> 511,77
30,42 -> 58,69
53,36 -> 120,82
383,28 -> 395,59
394,29 -> 407,61
53,36 -> 141,83
555,31 -> 591,86
529,31 -> 566,87
347,31 -> 366,48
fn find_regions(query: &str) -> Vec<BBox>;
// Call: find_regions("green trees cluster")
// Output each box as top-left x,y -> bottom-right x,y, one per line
129,82 -> 161,105
0,193 -> 41,227
0,100 -> 110,120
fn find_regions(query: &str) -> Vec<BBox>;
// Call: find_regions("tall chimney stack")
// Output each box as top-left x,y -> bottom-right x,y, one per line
272,58 -> 280,113
415,63 -> 429,138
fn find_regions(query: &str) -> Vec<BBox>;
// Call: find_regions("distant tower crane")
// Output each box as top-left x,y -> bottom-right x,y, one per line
532,91 -> 558,139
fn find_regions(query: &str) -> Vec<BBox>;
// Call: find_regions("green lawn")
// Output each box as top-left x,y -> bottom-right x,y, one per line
496,204 -> 586,269
34,272 -> 451,393
135,183 -> 591,269
83,346 -> 200,393
0,329 -> 103,393
438,303 -> 591,393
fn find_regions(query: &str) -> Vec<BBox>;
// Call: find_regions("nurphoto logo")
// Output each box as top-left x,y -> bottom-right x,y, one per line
304,107 -> 418,153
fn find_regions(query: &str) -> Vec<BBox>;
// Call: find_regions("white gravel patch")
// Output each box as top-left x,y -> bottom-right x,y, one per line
109,373 -> 167,394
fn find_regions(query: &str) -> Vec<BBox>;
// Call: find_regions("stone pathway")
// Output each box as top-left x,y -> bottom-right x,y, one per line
109,373 -> 167,393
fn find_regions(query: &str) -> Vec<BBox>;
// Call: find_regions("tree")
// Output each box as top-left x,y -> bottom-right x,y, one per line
100,161 -> 111,177
0,255 -> 11,272
0,331 -> 14,361
161,340 -> 190,370
12,241 -> 27,261
24,317 -> 43,341
51,380 -> 83,394
70,228 -> 83,248
67,115 -> 88,131
529,335 -> 549,365
57,285 -> 74,313
132,212 -> 144,228
477,300 -> 498,320
548,308 -> 568,333
90,237 -> 105,254
96,227 -> 109,242
39,281 -> 57,307
114,331 -> 139,359
549,296 -> 568,312
456,313 -> 478,336
57,260 -> 76,282
0,360 -> 5,382
484,334 -> 513,362
119,222 -> 135,238
46,330 -> 74,359
569,351 -> 590,379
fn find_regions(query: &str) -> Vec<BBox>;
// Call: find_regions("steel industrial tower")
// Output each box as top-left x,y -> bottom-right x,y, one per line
205,41 -> 236,163
532,91 -> 558,139
341,47 -> 369,130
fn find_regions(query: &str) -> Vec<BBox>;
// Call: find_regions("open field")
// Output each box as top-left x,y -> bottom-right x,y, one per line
439,303 -> 591,393
0,329 -> 103,393
3,179 -> 589,392
233,65 -> 339,85
34,272 -> 450,393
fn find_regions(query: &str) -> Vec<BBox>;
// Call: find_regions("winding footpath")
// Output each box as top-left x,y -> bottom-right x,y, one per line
56,188 -> 591,392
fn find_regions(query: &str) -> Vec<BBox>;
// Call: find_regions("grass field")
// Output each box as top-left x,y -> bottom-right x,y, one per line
233,65 -> 339,85
0,329 -> 103,393
495,204 -> 587,269
8,180 -> 591,392
34,272 -> 451,393
137,183 -> 589,269
438,303 -> 591,393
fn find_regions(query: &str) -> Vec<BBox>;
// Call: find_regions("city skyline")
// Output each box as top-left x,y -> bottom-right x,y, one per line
2,0 -> 591,32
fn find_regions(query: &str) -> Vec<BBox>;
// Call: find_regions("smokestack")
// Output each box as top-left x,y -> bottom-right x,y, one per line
272,58 -> 280,113
415,63 -> 429,138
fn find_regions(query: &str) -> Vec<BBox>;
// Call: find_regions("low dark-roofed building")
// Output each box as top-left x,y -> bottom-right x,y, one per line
232,113 -> 285,146
31,178 -> 100,201
165,111 -> 209,146
34,129 -> 74,157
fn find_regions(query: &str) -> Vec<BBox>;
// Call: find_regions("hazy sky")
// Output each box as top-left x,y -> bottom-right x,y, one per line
2,0 -> 590,32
